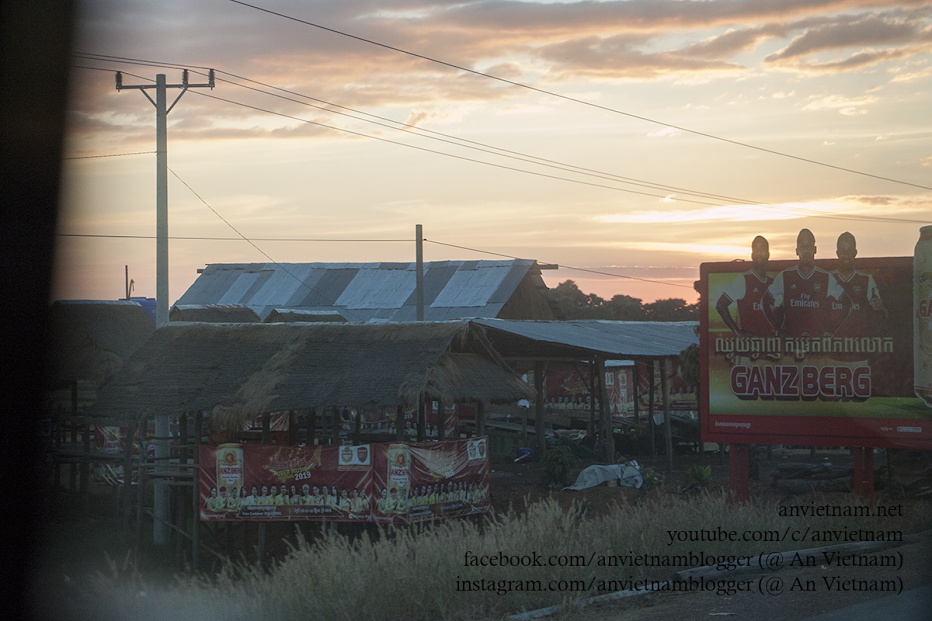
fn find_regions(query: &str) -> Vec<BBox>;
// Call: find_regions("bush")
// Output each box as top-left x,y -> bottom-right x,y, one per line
684,464 -> 712,488
538,446 -> 579,488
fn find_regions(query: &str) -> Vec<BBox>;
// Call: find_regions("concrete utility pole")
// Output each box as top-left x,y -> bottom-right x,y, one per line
416,224 -> 424,321
116,69 -> 214,328
116,69 -> 214,546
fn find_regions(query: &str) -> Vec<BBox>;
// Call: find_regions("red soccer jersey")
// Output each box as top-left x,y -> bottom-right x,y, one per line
827,270 -> 880,338
720,270 -> 775,337
768,266 -> 830,337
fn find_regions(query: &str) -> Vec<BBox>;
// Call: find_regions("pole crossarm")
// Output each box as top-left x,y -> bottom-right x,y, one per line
116,69 -> 214,91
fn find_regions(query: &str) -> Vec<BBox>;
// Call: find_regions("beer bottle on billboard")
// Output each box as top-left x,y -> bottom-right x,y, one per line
916,225 -> 932,407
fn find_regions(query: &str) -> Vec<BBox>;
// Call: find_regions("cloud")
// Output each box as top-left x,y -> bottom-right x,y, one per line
766,12 -> 929,62
67,0 -> 932,148
595,195 -> 931,225
648,127 -> 679,138
803,94 -> 880,111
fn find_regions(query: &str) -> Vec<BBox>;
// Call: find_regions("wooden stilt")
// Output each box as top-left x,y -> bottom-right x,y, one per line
192,411 -> 202,572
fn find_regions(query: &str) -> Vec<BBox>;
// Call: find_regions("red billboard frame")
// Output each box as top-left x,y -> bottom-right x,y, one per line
700,256 -> 932,450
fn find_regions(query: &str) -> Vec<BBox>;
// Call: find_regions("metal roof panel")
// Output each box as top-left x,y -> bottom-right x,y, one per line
473,319 -> 698,358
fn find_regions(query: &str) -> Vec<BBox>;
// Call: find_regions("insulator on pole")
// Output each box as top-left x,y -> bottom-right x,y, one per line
115,71 -> 122,90
208,69 -> 215,89
183,69 -> 189,85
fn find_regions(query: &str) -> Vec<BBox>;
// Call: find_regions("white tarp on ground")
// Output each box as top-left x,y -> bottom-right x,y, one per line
564,464 -> 643,490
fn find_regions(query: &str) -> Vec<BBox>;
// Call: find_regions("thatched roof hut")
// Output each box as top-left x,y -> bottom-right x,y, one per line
89,322 -> 533,429
48,300 -> 156,389
169,304 -> 260,323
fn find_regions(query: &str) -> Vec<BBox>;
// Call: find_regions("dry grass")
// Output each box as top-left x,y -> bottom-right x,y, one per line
69,491 -> 930,621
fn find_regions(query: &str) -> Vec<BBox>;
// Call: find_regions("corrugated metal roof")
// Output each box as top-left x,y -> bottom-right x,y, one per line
472,319 -> 699,358
176,260 -> 540,322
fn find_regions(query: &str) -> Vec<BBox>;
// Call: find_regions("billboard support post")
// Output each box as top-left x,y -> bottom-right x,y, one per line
851,447 -> 875,504
728,444 -> 749,505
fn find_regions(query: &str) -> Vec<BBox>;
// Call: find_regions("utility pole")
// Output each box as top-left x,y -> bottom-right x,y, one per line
116,69 -> 214,546
116,69 -> 214,328
416,224 -> 424,321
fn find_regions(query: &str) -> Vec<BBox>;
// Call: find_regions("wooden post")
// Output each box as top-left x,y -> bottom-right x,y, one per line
661,358 -> 674,474
123,418 -> 136,531
258,412 -> 270,570
597,359 -> 612,463
290,410 -> 299,446
176,412 -> 188,569
135,416 -> 147,563
81,414 -> 91,519
353,409 -> 361,446
437,401 -> 446,441
520,401 -> 528,444
396,404 -> 405,441
588,362 -> 596,436
417,397 -> 426,442
534,362 -> 546,453
306,408 -> 316,445
331,407 -> 341,445
632,362 -> 640,427
648,360 -> 656,459
476,401 -> 485,438
192,411 -> 202,572
70,382 -> 78,491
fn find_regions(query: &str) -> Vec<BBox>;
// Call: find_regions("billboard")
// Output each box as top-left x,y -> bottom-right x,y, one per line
701,232 -> 931,449
198,437 -> 490,523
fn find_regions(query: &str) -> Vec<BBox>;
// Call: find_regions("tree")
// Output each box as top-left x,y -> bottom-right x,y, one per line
547,281 -> 697,321
643,298 -> 698,321
606,294 -> 645,320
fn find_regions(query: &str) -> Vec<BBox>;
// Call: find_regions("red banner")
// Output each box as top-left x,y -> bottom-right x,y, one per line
198,438 -> 489,522
370,438 -> 490,525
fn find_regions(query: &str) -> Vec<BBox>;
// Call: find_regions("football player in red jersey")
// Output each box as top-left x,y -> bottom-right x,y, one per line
716,236 -> 776,338
827,232 -> 885,337
763,229 -> 830,338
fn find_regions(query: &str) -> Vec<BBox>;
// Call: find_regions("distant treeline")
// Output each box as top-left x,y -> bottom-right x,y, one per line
546,280 -> 698,321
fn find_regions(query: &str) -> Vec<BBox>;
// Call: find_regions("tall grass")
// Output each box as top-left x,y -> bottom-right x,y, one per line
78,492 -> 930,621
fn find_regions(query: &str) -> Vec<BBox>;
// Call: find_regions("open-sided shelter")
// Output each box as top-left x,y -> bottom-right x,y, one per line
470,319 -> 699,467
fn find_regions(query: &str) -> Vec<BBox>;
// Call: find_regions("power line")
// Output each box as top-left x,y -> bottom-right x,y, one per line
226,0 -> 932,193
72,55 -> 929,226
64,151 -> 155,160
56,233 -> 410,242
192,89 -> 726,206
423,239 -> 694,289
167,167 -> 369,321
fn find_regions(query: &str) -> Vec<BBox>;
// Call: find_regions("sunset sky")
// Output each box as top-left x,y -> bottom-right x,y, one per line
56,0 -> 932,307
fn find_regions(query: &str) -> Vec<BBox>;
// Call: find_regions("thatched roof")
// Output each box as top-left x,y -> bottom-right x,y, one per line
169,304 -> 260,323
264,308 -> 347,323
48,300 -> 156,388
88,322 -> 534,426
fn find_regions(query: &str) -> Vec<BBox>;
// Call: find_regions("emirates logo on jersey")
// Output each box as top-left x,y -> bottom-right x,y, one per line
813,282 -> 822,293
853,285 -> 862,294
